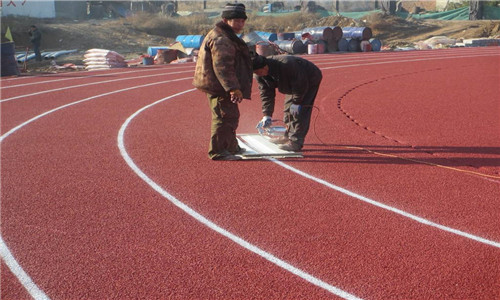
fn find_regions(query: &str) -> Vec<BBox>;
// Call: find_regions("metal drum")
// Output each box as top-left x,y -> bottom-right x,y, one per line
175,35 -> 204,49
277,32 -> 295,41
302,26 -> 334,42
342,27 -> 373,40
256,31 -> 277,42
274,40 -> 306,54
255,41 -> 275,57
330,26 -> 343,41
337,38 -> 348,52
242,31 -> 267,46
347,38 -> 361,52
369,38 -> 382,51
307,43 -> 318,55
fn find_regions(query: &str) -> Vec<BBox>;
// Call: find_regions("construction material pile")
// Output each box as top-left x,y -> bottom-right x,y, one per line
83,49 -> 127,70
243,26 -> 381,56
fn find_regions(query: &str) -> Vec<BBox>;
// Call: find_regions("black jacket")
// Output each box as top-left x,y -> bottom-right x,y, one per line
255,55 -> 322,116
29,28 -> 42,46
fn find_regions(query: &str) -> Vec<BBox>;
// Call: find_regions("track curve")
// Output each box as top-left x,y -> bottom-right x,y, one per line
2,47 -> 499,299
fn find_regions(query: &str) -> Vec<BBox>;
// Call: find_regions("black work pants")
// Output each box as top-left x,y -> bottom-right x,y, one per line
284,78 -> 322,148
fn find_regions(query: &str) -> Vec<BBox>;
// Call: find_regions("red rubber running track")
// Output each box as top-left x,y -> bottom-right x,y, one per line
1,47 -> 499,299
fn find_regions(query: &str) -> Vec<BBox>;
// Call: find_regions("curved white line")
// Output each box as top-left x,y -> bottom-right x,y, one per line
1,65 -> 193,89
270,159 -> 500,248
0,70 -> 193,103
0,236 -> 50,300
0,77 -> 192,299
0,77 -> 191,142
117,90 -> 363,300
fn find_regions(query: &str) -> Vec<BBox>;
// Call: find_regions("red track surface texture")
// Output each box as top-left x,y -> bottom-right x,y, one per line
1,47 -> 499,300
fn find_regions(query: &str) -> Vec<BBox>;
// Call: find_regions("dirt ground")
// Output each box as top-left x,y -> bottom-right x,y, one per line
2,12 -> 499,74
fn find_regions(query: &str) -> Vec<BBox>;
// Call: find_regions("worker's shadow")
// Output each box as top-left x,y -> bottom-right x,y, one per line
292,144 -> 500,169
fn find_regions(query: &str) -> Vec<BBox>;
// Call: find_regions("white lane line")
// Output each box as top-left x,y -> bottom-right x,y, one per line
313,51 -> 500,66
4,50 -> 497,102
0,70 -> 193,103
0,236 -> 50,300
321,53 -> 498,70
0,77 -> 191,299
117,90 -> 363,300
0,77 -> 191,142
1,65 -> 194,89
270,158 -> 500,249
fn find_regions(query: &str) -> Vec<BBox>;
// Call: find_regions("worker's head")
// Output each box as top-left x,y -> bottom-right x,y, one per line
252,55 -> 269,76
221,3 -> 247,33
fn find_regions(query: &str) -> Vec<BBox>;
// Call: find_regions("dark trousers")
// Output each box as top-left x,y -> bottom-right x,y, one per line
207,93 -> 241,159
32,43 -> 42,61
284,79 -> 322,148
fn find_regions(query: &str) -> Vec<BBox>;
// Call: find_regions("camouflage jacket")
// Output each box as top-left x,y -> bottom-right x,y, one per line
192,21 -> 253,99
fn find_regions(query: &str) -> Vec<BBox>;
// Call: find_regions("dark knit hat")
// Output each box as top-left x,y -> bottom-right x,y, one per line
221,3 -> 247,20
252,55 -> 267,70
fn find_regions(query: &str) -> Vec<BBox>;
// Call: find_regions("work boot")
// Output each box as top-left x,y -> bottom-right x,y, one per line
231,147 -> 246,155
278,141 -> 302,152
269,136 -> 289,144
213,154 -> 242,161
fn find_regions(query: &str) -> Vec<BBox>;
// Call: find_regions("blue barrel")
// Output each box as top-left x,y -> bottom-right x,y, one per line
337,38 -> 348,52
342,27 -> 372,40
369,38 -> 382,51
1,42 -> 20,76
256,31 -> 277,42
147,46 -> 169,56
347,38 -> 361,52
274,40 -> 306,54
175,35 -> 204,49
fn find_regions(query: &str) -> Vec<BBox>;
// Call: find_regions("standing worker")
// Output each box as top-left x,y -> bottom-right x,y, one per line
28,25 -> 42,62
253,54 -> 322,152
193,3 -> 253,161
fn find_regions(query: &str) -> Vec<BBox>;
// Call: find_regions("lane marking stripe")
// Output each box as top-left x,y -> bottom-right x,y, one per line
0,236 -> 50,300
0,77 -> 191,141
0,70 -> 193,103
270,158 -> 500,248
0,77 -> 191,300
117,90 -> 363,300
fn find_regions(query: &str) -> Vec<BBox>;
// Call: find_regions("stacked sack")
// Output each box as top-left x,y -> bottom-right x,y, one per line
83,49 -> 127,70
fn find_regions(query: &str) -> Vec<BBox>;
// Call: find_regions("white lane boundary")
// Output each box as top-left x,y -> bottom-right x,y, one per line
0,70 -> 193,103
1,65 -> 194,89
321,52 -> 498,70
0,236 -> 50,300
270,159 -> 500,249
2,50 -> 498,299
0,77 -> 192,300
117,90 -> 363,300
0,77 -> 191,142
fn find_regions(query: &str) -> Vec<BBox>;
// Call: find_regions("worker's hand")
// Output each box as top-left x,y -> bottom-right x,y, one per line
230,89 -> 243,103
290,104 -> 302,117
256,116 -> 272,128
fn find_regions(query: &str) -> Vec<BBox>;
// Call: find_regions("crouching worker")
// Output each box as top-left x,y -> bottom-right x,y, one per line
252,55 -> 322,152
192,3 -> 253,161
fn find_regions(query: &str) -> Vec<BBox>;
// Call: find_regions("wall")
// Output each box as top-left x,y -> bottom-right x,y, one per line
1,0 -> 56,18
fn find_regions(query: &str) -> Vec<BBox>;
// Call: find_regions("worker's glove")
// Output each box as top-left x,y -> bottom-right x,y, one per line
256,116 -> 272,128
290,104 -> 302,117
230,89 -> 243,103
